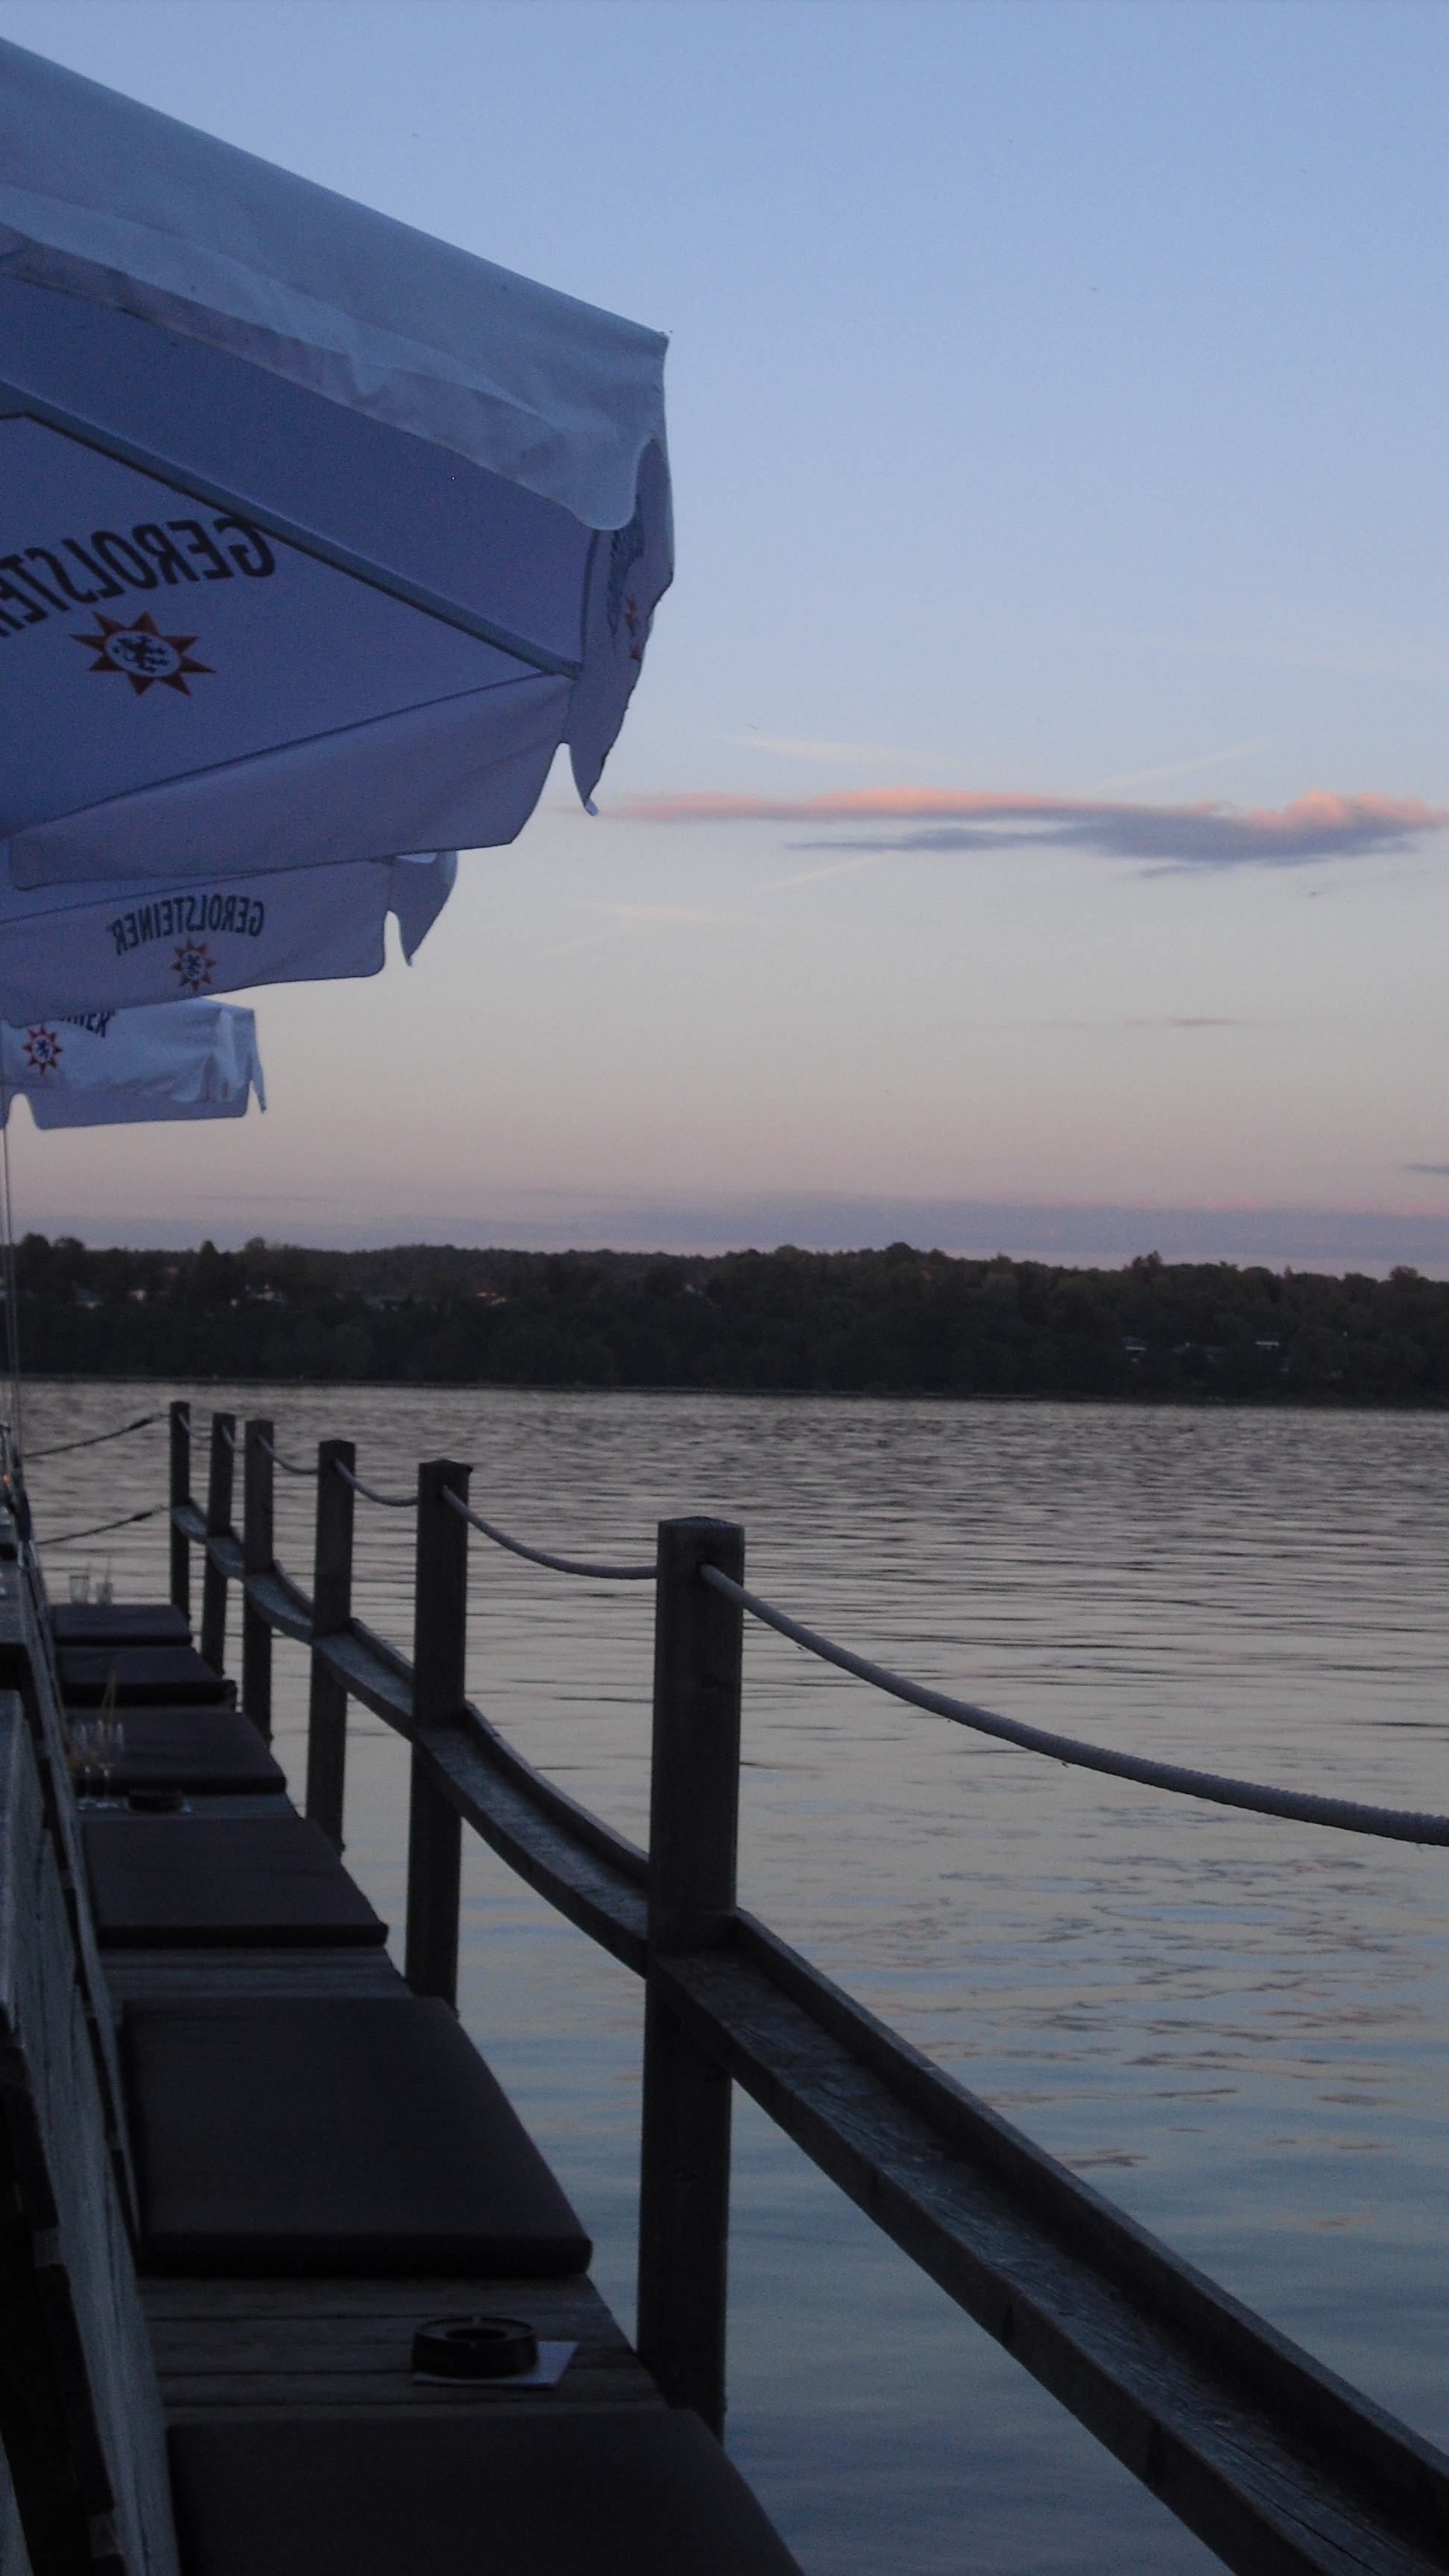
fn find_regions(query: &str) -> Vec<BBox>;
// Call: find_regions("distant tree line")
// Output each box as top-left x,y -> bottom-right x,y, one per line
8,1233 -> 1449,1405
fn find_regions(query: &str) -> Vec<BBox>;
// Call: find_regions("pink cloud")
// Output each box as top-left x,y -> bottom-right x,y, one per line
616,788 -> 1449,868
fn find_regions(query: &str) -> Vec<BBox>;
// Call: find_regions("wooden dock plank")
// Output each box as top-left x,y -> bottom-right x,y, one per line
101,1948 -> 406,2006
141,2275 -> 660,2419
135,2223 -> 659,2427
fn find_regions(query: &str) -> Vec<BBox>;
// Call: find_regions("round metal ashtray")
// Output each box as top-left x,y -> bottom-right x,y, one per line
411,2315 -> 539,2380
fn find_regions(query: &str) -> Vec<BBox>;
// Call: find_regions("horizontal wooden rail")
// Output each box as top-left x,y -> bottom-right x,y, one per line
174,1500 -> 239,1582
171,1504 -> 647,1965
420,1717 -> 647,1972
169,1493 -> 1449,2573
313,1624 -> 413,1734
664,1913 -> 1448,2576
244,1564 -> 314,1647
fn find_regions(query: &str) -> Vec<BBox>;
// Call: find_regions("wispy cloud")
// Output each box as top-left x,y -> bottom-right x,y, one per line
1044,626 -> 1449,685
765,850 -> 886,892
719,733 -> 957,768
590,902 -> 766,929
1087,737 -> 1269,792
539,900 -> 767,959
617,788 -> 1449,871
933,1014 -> 1260,1034
1405,1164 -> 1449,1177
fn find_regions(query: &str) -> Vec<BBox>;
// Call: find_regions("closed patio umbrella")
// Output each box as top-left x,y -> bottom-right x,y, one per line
0,40 -> 671,896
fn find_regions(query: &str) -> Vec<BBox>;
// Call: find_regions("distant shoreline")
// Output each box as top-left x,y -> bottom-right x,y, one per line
11,1238 -> 1449,1409
15,1375 -> 1449,1414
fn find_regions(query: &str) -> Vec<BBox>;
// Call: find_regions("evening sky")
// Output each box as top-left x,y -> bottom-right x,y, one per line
1,0 -> 1447,1268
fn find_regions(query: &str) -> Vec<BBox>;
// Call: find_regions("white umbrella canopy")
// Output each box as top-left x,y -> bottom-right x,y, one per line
0,847 -> 455,1021
1,997 -> 263,1126
0,40 -> 672,895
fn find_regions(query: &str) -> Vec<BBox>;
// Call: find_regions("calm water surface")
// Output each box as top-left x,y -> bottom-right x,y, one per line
25,1385 -> 1449,2575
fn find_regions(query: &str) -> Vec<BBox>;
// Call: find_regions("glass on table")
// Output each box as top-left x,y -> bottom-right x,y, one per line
66,1717 -> 100,1800
95,1715 -> 124,1801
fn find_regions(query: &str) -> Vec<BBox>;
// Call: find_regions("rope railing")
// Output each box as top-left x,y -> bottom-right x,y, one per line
700,1562 -> 1449,1849
44,1502 -> 165,1547
110,1398 -> 1449,2560
334,1459 -> 415,1509
27,1410 -> 165,1460
441,1485 -> 655,1581
259,1436 -> 318,1478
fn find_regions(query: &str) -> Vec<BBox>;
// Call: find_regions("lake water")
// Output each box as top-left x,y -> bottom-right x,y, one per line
23,1382 -> 1449,2574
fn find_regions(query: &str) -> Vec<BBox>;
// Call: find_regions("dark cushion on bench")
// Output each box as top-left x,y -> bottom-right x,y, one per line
169,2411 -> 801,2576
51,1602 -> 192,1647
83,1816 -> 388,1948
123,1996 -> 592,2276
60,1644 -> 233,1706
98,1707 -> 285,1796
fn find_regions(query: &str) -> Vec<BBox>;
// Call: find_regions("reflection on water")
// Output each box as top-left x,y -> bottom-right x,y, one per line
26,1386 -> 1449,2575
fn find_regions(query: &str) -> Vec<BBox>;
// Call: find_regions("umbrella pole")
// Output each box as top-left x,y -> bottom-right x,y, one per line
0,1079 -> 22,1459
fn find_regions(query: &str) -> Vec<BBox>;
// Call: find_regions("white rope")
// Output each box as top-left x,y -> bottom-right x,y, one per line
335,1459 -> 415,1509
44,1503 -> 165,1547
30,1411 -> 163,1459
259,1436 -> 318,1478
701,1565 -> 1449,1849
441,1486 -> 654,1580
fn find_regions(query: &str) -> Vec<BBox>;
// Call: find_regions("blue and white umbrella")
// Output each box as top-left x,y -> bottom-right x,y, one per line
0,847 -> 454,1021
1,997 -> 263,1127
0,40 -> 671,898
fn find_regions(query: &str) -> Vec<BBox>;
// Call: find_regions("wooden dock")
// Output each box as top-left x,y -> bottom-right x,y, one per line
0,1479 -> 801,2575
1,1400 -> 1448,2575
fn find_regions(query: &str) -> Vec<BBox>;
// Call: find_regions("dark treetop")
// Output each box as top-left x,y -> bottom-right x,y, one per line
11,1234 -> 1449,1404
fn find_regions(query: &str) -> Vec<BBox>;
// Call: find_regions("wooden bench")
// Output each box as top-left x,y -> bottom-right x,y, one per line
83,1816 -> 388,1949
58,1647 -> 233,1709
85,1709 -> 287,1799
0,1623 -> 803,2574
51,1606 -> 192,1650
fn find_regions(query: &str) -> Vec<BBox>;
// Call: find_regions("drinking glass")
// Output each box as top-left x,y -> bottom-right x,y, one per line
95,1716 -> 124,1804
67,1718 -> 99,1801
68,1571 -> 90,1604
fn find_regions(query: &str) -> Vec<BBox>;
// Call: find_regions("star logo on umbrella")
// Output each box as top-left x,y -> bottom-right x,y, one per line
22,1026 -> 61,1076
171,941 -> 216,994
72,612 -> 212,698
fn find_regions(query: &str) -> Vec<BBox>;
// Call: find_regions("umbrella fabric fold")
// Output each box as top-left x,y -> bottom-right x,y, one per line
0,42 -> 666,525
0,38 -> 672,888
0,850 -> 455,1023
1,998 -> 264,1126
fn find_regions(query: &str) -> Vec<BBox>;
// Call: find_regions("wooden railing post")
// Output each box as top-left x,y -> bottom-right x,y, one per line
168,1400 -> 190,1623
404,1459 -> 470,2007
636,1515 -> 745,2437
198,1411 -> 234,1676
306,1439 -> 355,1852
241,1418 -> 274,1739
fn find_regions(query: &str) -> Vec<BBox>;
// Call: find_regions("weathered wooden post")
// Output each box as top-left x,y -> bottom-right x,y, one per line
636,1515 -> 745,2438
241,1418 -> 274,1739
306,1439 -> 356,1852
198,1412 -> 234,1676
404,1458 -> 470,2007
168,1400 -> 190,1623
